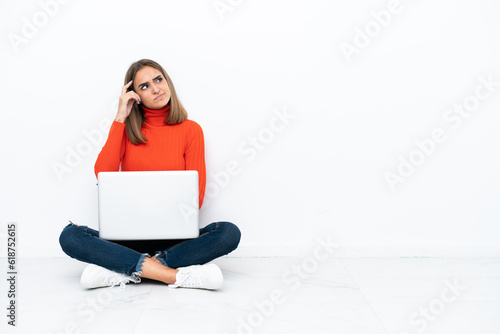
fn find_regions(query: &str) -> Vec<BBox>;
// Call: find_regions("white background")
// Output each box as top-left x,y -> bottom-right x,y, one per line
1,0 -> 499,257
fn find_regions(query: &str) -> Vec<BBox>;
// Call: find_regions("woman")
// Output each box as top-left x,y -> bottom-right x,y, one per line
59,59 -> 241,290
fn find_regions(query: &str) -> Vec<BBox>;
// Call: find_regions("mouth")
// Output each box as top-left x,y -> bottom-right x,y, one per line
154,93 -> 164,101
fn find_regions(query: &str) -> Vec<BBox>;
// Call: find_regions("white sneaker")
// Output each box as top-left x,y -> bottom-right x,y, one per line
80,264 -> 136,289
169,263 -> 223,290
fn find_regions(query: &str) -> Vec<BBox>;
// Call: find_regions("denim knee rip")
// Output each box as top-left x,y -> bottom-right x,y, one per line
131,253 -> 150,283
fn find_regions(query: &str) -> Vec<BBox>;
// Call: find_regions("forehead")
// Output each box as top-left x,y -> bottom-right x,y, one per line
135,66 -> 162,83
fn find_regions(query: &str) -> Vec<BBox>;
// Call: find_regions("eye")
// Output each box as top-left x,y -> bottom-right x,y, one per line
141,85 -> 148,91
157,77 -> 163,82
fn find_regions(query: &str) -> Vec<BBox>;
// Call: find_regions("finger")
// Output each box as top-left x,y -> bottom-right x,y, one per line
133,92 -> 142,103
125,91 -> 142,104
121,80 -> 133,95
127,91 -> 141,104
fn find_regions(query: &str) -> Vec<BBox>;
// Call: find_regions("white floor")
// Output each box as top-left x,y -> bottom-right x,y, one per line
2,257 -> 500,334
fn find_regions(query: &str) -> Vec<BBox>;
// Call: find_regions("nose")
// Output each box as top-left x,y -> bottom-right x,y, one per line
151,82 -> 160,94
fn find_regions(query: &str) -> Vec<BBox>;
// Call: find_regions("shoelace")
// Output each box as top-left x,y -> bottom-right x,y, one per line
103,272 -> 131,289
179,268 -> 202,288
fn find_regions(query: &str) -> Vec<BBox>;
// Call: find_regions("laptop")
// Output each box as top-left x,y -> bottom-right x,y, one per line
97,171 -> 199,240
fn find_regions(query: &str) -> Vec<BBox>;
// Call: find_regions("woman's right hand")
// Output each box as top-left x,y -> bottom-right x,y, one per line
115,80 -> 142,123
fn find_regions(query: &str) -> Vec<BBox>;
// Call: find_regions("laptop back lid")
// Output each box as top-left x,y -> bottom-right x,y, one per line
98,171 -> 199,240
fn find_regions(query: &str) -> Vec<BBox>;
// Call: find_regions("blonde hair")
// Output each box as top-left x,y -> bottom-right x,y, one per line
124,59 -> 188,145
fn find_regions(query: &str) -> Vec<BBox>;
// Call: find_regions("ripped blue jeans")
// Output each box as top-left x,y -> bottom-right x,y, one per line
59,221 -> 241,282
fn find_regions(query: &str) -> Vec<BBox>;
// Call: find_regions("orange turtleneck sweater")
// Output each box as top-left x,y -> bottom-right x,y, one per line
94,104 -> 206,209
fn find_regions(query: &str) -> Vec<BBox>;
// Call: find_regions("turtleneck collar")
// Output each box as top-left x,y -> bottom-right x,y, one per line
142,103 -> 171,126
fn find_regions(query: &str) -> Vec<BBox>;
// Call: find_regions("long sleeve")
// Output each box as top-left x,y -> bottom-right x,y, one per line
94,121 -> 126,178
185,121 -> 206,209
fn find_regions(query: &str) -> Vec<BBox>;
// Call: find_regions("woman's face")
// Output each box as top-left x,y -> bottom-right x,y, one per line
133,66 -> 171,109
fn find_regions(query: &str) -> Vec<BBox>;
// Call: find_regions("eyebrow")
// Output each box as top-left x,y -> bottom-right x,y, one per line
138,75 -> 162,89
